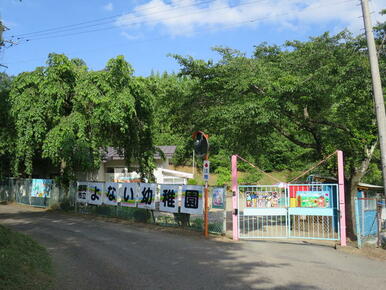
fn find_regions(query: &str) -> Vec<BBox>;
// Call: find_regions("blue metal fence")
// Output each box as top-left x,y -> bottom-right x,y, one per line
355,197 -> 385,248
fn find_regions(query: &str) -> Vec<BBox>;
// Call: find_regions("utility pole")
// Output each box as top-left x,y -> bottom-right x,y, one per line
0,20 -> 4,47
361,0 -> 386,189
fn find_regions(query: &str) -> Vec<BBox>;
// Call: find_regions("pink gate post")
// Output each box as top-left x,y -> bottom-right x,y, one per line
337,150 -> 347,246
232,155 -> 239,240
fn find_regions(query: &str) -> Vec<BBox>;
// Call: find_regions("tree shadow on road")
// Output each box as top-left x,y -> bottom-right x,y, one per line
0,204 -> 322,290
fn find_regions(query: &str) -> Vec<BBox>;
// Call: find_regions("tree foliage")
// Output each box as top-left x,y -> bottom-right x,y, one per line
162,32 -> 383,202
0,73 -> 14,177
9,54 -> 155,181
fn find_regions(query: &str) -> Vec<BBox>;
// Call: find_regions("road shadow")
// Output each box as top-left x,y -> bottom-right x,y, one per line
0,204 -> 322,290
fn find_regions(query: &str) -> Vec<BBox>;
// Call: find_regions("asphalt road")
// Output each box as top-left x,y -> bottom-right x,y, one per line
1,204 -> 385,290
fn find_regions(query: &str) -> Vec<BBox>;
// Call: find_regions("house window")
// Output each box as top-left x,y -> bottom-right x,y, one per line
106,167 -> 114,174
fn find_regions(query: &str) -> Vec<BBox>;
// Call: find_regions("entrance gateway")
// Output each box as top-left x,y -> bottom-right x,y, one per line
238,184 -> 340,240
231,152 -> 347,244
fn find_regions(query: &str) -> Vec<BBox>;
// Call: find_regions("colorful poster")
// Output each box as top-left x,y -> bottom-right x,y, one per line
76,182 -> 88,202
180,185 -> 203,215
297,191 -> 330,208
31,179 -> 52,198
137,183 -> 156,209
87,182 -> 104,205
212,187 -> 225,209
159,184 -> 179,213
245,191 -> 281,208
104,182 -> 118,206
118,183 -> 138,207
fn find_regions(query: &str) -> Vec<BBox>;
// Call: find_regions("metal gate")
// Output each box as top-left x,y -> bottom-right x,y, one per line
238,184 -> 340,240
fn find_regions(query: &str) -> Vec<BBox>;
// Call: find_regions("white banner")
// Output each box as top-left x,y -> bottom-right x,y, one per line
159,184 -> 179,213
180,185 -> 203,215
137,183 -> 156,209
118,183 -> 138,207
76,182 -> 88,203
87,182 -> 104,205
104,182 -> 119,206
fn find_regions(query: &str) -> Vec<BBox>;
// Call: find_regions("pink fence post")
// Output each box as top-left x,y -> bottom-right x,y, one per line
337,150 -> 347,246
232,155 -> 239,240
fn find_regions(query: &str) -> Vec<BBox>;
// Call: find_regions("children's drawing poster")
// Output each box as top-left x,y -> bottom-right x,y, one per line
31,179 -> 52,198
212,187 -> 225,209
245,191 -> 280,208
297,191 -> 330,208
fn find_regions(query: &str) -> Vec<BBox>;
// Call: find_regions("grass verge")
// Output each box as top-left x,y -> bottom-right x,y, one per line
0,225 -> 54,290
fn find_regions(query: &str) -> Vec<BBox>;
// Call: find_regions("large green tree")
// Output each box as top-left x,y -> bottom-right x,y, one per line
0,72 -> 14,177
9,54 -> 155,181
169,31 -> 384,235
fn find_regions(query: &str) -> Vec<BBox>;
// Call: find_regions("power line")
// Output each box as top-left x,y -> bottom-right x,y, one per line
17,0 -> 355,43
11,0 -> 263,39
2,0 -> 358,67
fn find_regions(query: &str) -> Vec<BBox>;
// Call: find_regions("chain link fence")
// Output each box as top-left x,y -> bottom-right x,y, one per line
0,178 -> 75,208
75,186 -> 229,235
0,178 -> 229,235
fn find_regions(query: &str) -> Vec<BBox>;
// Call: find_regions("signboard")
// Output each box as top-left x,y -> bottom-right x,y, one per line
159,184 -> 179,213
31,179 -> 52,198
180,185 -> 203,214
203,160 -> 210,181
87,182 -> 104,205
212,187 -> 225,209
76,182 -> 88,203
119,183 -> 138,207
104,182 -> 118,206
76,182 -> 103,205
137,183 -> 156,209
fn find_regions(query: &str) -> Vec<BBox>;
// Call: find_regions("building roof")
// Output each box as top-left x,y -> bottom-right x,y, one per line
156,168 -> 193,179
357,183 -> 384,190
154,146 -> 177,159
103,146 -> 176,161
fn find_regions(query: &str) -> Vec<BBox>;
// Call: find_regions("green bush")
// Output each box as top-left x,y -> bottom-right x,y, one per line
187,178 -> 198,185
191,218 -> 203,230
132,208 -> 151,223
59,199 -> 73,211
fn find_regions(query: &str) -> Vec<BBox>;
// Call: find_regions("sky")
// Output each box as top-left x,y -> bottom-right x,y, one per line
1,0 -> 386,76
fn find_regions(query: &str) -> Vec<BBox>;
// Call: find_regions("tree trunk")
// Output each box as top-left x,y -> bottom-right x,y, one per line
345,141 -> 377,240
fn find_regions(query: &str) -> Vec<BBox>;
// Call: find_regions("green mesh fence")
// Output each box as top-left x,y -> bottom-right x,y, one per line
0,178 -> 228,235
75,202 -> 227,235
0,178 -> 76,209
